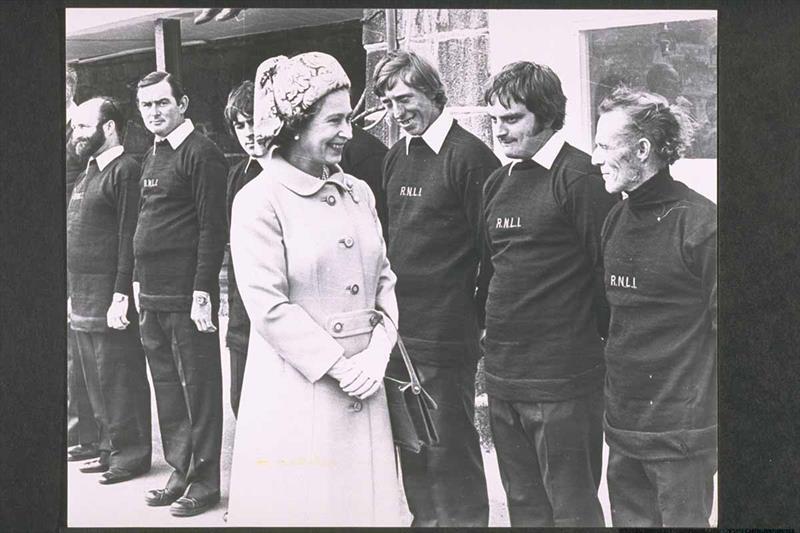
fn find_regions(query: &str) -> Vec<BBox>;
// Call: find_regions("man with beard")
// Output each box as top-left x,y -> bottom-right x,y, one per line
482,61 -> 617,527
67,97 -> 152,483
134,71 -> 227,517
373,50 -> 500,527
592,87 -> 717,527
65,65 -> 100,463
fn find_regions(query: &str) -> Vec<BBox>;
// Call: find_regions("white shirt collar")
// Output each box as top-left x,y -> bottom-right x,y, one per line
244,156 -> 262,175
88,145 -> 124,172
153,119 -> 194,153
508,129 -> 566,175
404,109 -> 454,155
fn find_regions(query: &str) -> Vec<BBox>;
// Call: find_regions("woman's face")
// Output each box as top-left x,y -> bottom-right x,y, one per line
295,89 -> 353,170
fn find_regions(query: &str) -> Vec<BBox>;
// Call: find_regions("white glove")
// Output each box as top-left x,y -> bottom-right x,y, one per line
106,293 -> 130,330
339,324 -> 393,400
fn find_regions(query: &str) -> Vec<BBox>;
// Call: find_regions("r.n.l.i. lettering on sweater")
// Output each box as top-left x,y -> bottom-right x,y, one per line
609,274 -> 637,289
399,185 -> 422,197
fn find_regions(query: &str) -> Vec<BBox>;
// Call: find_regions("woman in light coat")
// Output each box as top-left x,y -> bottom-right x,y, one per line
226,52 -> 403,526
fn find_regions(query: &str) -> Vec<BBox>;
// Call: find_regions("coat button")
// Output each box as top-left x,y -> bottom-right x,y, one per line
350,400 -> 362,412
326,195 -> 336,206
333,322 -> 343,333
343,237 -> 354,248
349,284 -> 359,295
369,314 -> 381,327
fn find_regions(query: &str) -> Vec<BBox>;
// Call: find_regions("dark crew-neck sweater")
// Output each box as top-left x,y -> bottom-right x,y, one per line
133,130 -> 228,311
602,168 -> 717,460
341,126 -> 389,240
67,153 -> 141,331
224,157 -> 261,351
482,143 -> 619,402
383,121 -> 500,367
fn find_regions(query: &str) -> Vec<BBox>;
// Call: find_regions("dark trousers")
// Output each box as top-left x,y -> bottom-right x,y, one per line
228,344 -> 247,418
488,389 -> 605,527
73,324 -> 152,470
389,358 -> 489,527
139,309 -> 222,498
608,448 -> 716,527
67,325 -> 99,447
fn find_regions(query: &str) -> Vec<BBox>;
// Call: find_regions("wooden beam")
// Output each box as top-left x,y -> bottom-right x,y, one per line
154,18 -> 182,80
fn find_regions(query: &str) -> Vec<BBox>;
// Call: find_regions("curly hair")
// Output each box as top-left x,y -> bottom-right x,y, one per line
598,87 -> 694,165
372,50 -> 447,110
484,61 -> 567,131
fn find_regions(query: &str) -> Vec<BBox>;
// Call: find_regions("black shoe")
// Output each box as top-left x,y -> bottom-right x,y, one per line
169,492 -> 220,517
98,465 -> 150,485
67,444 -> 100,462
145,487 -> 184,507
78,457 -> 109,473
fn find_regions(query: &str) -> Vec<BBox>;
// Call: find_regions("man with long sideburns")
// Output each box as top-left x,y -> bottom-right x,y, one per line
67,97 -> 152,483
593,87 -> 717,527
482,62 -> 617,526
133,71 -> 227,517
373,50 -> 500,527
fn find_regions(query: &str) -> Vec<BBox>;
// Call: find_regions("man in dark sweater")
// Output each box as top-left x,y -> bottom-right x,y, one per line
482,61 -> 618,526
67,97 -> 152,483
65,65 -> 100,463
220,80 -> 261,418
374,50 -> 499,527
340,124 -> 389,239
593,87 -> 717,527
133,71 -> 227,517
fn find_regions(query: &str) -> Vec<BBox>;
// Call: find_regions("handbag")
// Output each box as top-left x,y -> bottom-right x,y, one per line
383,332 -> 439,453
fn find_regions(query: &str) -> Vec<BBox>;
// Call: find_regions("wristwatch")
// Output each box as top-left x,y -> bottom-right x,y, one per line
194,293 -> 209,306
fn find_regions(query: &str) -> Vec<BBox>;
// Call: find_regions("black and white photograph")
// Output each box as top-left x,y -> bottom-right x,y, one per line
64,7 -> 718,527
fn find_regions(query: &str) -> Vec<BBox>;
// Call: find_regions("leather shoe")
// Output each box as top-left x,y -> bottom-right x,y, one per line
67,444 -> 100,462
145,488 -> 183,507
98,465 -> 149,485
78,457 -> 109,473
169,492 -> 220,517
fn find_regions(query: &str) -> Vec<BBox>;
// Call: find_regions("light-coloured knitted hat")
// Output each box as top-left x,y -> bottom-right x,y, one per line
253,51 -> 350,151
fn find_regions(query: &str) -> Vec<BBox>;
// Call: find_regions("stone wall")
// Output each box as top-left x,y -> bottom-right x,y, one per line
361,9 -> 494,150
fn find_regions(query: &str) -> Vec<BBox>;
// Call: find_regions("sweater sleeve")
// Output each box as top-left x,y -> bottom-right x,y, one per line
188,143 -> 228,293
104,159 -> 141,295
451,154 -> 500,329
230,190 -> 344,383
557,168 -> 620,339
684,214 -> 717,334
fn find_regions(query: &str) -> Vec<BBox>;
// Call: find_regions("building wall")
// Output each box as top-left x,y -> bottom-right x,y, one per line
362,9 -> 494,149
72,20 -> 365,159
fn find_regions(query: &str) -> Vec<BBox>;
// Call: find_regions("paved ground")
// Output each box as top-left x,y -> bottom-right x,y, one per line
68,317 -> 715,527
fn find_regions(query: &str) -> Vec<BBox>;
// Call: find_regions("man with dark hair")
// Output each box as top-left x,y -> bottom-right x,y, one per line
67,97 -> 152,484
593,87 -> 716,527
373,50 -> 499,527
65,65 -> 100,463
134,71 -> 227,517
482,61 -> 617,527
221,80 -> 260,417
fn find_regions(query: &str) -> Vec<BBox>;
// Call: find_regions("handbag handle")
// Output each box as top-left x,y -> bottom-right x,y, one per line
377,315 -> 423,396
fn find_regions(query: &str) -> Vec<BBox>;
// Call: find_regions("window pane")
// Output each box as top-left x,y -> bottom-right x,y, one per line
586,19 -> 717,159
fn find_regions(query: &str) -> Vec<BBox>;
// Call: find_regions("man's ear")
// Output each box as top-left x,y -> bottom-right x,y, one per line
178,95 -> 189,114
636,137 -> 652,161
